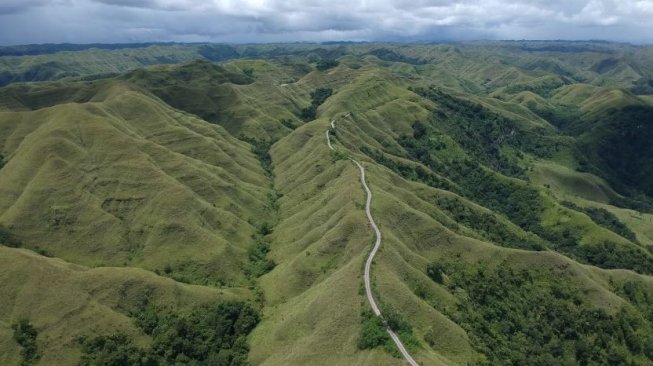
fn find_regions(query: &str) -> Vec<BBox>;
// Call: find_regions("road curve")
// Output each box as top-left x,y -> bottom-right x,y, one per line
327,119 -> 420,366
326,129 -> 334,150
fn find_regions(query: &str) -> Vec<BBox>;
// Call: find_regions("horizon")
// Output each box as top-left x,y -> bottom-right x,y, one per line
0,39 -> 650,48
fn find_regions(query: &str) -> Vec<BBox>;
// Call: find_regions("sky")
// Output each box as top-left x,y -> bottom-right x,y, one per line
1,0 -> 653,45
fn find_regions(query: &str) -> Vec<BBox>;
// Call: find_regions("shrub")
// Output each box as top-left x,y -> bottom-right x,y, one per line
0,225 -> 21,248
357,310 -> 389,350
330,150 -> 350,162
12,319 -> 40,366
426,263 -> 445,284
246,238 -> 275,277
78,333 -> 149,366
239,136 -> 274,175
561,201 -> 637,242
428,261 -> 653,366
82,301 -> 260,365
280,119 -> 296,129
301,87 -> 333,121
316,59 -> 339,71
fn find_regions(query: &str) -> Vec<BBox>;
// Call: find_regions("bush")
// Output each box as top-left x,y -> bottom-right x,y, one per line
0,225 -> 22,248
301,87 -> 333,121
330,150 -> 349,162
426,263 -> 445,284
357,310 -> 389,350
246,238 -> 275,277
78,333 -> 149,366
561,201 -> 637,242
428,261 -> 653,366
82,301 -> 260,366
12,319 -> 40,366
300,105 -> 317,120
239,136 -> 273,175
316,59 -> 339,71
370,108 -> 651,273
280,119 -> 296,129
435,196 -> 544,250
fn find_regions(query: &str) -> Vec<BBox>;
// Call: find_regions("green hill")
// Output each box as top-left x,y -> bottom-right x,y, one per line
1,41 -> 653,366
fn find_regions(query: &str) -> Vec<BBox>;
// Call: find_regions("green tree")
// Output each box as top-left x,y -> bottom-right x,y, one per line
316,59 -> 339,71
12,319 -> 40,366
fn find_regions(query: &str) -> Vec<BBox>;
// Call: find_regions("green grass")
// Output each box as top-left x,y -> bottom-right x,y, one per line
0,78 -> 273,287
0,247 -> 247,365
2,43 -> 653,365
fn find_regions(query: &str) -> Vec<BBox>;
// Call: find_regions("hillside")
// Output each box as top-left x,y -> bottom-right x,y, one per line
1,42 -> 653,366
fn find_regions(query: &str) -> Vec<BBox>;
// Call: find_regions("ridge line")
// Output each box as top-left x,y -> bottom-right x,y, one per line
326,117 -> 419,366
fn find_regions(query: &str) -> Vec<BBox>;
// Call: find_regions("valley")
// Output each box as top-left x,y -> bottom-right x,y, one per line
1,41 -> 653,365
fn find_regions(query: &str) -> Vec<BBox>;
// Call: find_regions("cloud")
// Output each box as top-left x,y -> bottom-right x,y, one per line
0,0 -> 652,45
0,0 -> 51,14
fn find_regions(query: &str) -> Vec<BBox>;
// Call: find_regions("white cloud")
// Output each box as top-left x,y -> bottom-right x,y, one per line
0,0 -> 652,44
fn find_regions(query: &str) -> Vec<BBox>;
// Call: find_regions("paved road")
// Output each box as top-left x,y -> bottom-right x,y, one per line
327,119 -> 420,366
326,129 -> 334,150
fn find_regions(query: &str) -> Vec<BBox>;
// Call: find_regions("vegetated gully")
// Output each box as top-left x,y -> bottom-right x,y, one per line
326,116 -> 420,366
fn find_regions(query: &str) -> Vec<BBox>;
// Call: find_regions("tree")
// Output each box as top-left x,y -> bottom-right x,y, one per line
12,319 -> 40,366
426,263 -> 445,284
316,59 -> 339,71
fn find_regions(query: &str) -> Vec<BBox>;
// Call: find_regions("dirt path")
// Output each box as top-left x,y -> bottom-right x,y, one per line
327,119 -> 419,366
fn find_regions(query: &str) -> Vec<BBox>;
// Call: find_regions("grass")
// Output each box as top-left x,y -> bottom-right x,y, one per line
0,78 -> 274,287
0,247 -> 247,365
2,44 -> 653,365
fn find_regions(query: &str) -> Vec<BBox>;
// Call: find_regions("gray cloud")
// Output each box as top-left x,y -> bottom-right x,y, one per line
0,0 -> 51,14
0,0 -> 652,45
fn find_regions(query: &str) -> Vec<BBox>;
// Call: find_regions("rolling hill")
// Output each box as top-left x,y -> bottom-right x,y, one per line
1,41 -> 653,366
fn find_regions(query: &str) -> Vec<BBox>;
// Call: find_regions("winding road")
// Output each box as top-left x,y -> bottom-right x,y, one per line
327,119 -> 420,366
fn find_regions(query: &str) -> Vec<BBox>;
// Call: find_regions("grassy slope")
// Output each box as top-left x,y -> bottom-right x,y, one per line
248,55 -> 653,364
0,78 -> 271,287
0,247 -> 244,366
1,44 -> 653,365
0,45 -> 202,86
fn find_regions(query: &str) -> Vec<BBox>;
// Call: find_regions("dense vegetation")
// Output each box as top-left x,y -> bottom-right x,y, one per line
0,225 -> 21,248
427,260 -> 653,365
240,137 -> 274,176
367,98 -> 653,275
412,87 -> 558,175
301,87 -> 333,120
435,196 -> 543,250
12,320 -> 40,366
316,59 -> 339,71
357,307 -> 418,357
245,223 -> 276,278
357,310 -> 390,350
79,301 -> 259,366
580,106 -> 653,197
561,201 -> 637,241
239,138 -> 278,279
615,281 -> 653,325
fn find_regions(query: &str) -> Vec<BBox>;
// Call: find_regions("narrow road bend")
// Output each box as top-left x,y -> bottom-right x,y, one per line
327,119 -> 420,366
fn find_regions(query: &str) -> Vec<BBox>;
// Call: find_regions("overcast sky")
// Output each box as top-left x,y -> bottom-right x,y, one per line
1,0 -> 652,45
